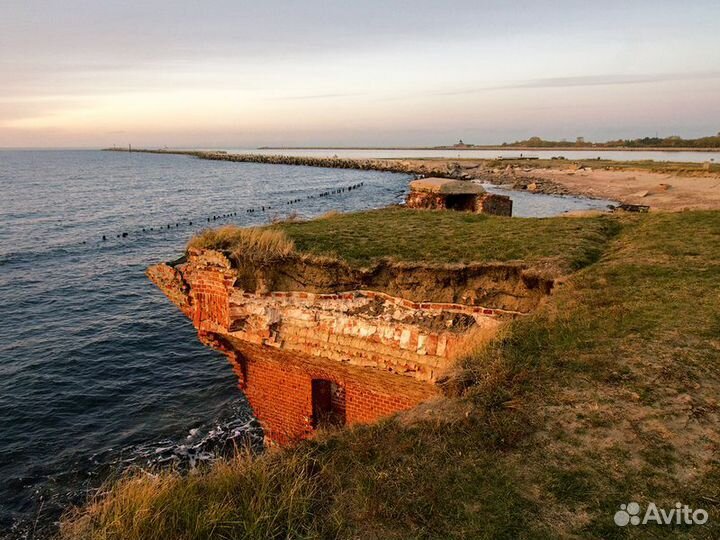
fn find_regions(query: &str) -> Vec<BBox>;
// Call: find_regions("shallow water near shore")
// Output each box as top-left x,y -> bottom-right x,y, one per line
481,183 -> 616,217
0,150 -> 614,537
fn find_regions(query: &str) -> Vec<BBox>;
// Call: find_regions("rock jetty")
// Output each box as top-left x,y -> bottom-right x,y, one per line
105,148 -> 583,197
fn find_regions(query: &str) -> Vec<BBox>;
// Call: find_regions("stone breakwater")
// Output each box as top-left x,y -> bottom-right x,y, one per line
147,249 -> 552,443
107,148 -> 578,197
110,148 -> 720,209
113,148 -> 457,176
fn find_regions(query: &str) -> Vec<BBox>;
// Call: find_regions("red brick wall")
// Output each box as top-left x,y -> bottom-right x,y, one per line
188,267 -> 232,332
225,341 -> 436,444
151,251 -> 475,445
344,385 -> 418,424
179,251 -> 236,333
242,355 -> 314,443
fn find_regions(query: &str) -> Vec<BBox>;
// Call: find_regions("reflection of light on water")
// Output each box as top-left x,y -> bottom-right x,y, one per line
480,183 -> 616,218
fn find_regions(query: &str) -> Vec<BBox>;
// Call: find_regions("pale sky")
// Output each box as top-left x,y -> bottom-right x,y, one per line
1,0 -> 719,148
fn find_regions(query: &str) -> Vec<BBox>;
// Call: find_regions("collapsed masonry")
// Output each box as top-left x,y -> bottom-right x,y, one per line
148,249 -> 551,443
406,177 -> 513,216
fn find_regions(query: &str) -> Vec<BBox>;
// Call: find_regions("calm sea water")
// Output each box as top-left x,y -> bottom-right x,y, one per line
0,150 -> 412,537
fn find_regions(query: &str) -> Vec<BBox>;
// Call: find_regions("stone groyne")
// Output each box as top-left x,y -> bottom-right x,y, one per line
104,148 -> 578,195
106,148 -> 476,179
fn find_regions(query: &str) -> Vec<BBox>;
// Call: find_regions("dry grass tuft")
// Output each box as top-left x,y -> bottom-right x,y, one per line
448,323 -> 504,364
188,226 -> 295,267
59,450 -> 329,540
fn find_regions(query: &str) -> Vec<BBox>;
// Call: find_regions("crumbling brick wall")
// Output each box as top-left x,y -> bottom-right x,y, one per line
223,340 -> 437,444
148,250 -> 532,445
227,289 -> 495,382
168,249 -> 236,333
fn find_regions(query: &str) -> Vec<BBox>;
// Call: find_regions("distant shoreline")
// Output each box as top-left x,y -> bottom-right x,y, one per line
258,146 -> 720,152
104,148 -> 720,211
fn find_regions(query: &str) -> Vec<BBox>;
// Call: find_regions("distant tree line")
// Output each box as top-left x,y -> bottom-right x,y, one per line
500,133 -> 720,148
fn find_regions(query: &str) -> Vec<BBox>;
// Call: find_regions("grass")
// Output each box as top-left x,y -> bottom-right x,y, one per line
59,450 -> 332,540
275,207 -> 619,272
62,211 -> 720,539
188,226 -> 295,267
519,211 -> 720,537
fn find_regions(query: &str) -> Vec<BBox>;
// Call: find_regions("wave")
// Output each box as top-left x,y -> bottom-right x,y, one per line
2,401 -> 263,540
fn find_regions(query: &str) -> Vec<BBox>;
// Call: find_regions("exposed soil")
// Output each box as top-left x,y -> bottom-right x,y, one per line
230,255 -> 555,313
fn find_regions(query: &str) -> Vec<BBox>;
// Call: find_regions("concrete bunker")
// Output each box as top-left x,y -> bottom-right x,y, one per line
406,177 -> 512,216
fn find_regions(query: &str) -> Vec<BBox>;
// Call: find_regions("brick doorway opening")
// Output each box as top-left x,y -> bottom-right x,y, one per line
311,379 -> 346,428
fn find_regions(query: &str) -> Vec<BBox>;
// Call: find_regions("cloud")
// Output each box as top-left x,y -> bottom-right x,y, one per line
270,92 -> 365,101
435,71 -> 720,96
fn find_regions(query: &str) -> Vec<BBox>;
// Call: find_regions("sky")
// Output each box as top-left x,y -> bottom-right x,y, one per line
1,0 -> 719,148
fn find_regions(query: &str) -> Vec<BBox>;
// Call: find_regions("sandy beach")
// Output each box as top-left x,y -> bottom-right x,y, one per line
509,166 -> 720,211
374,158 -> 720,212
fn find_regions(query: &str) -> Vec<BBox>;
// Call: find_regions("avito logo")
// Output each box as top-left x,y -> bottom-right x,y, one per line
614,502 -> 709,527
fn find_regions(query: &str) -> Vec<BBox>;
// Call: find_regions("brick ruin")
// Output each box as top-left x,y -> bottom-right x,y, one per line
148,249 -> 549,443
406,177 -> 513,216
206,337 -> 437,444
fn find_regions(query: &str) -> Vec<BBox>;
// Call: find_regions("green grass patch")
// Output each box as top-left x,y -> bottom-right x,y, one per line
276,207 -> 619,272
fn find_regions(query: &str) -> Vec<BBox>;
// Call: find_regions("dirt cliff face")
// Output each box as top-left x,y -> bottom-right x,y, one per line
148,249 -> 553,443
229,254 -> 552,313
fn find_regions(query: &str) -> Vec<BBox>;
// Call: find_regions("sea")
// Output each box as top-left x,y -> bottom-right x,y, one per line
0,148 -> 710,537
